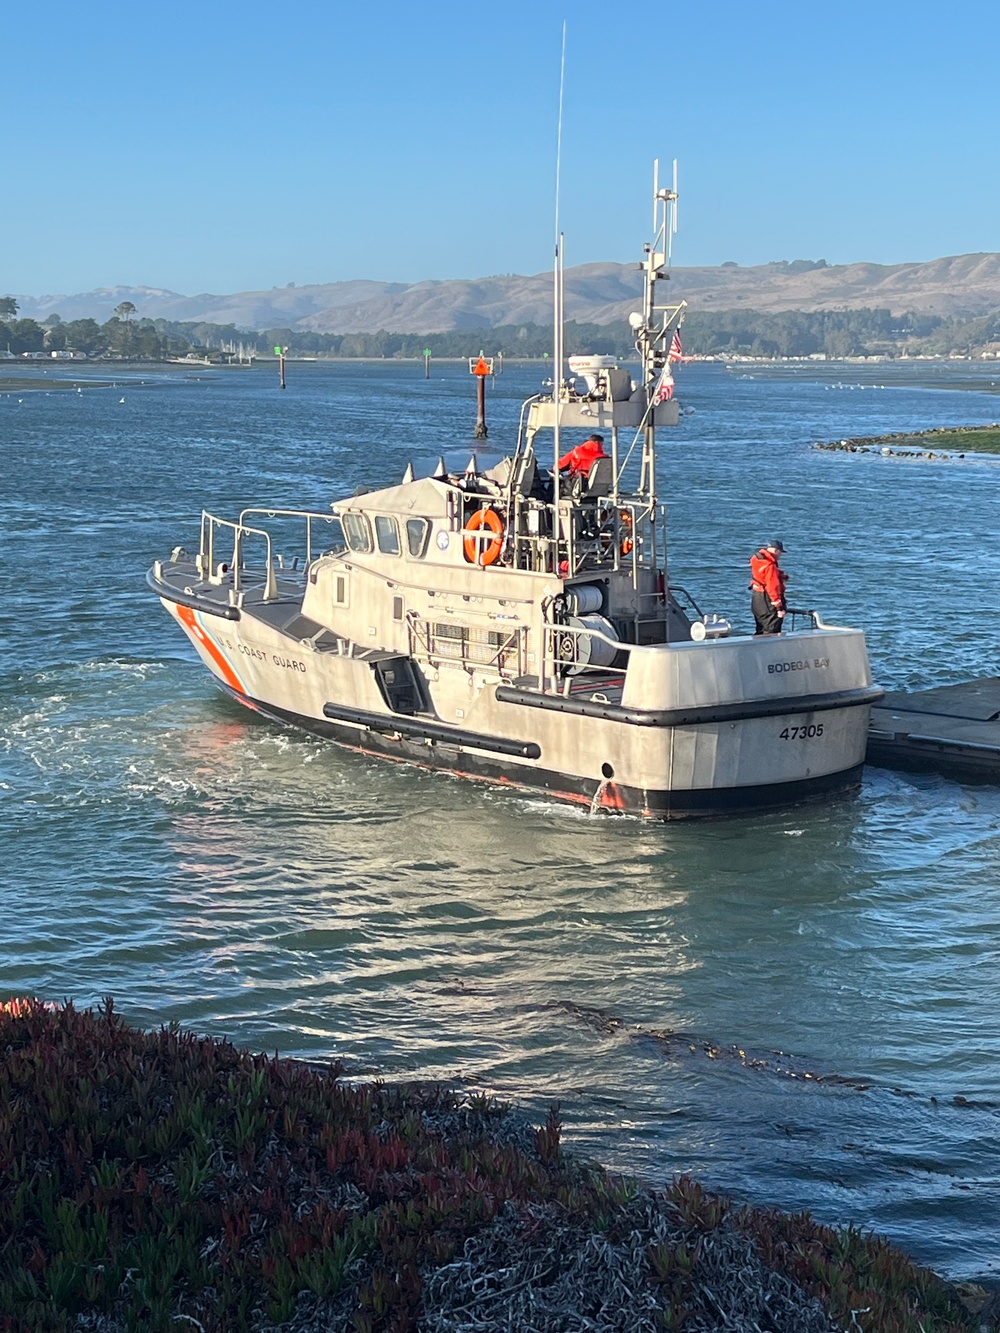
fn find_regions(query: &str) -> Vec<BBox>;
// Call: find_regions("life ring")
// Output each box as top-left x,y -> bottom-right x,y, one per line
619,510 -> 634,556
597,510 -> 633,558
463,508 -> 504,565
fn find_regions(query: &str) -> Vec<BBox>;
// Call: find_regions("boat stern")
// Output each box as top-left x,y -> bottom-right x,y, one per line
617,626 -> 881,801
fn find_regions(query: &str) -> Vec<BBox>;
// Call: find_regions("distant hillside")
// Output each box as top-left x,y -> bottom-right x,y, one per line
10,281 -> 408,329
11,253 -> 1000,333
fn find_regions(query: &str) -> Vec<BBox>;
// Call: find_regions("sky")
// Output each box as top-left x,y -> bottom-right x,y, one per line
4,0 -> 1000,295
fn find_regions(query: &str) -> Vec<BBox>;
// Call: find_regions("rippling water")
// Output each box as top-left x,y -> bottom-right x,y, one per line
2,359 -> 999,1282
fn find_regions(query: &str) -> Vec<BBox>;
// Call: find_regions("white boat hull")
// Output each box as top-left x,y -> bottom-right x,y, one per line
162,595 -> 877,819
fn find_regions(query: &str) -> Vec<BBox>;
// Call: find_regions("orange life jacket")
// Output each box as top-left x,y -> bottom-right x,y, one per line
749,549 -> 787,607
558,438 -> 608,478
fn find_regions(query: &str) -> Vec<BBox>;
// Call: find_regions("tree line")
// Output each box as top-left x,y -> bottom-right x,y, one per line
252,308 -> 1000,359
4,295 -> 1000,361
0,299 -> 181,359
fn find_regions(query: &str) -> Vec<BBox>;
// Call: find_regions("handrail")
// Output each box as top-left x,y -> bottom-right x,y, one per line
341,559 -> 536,603
541,610 -> 850,691
667,584 -> 704,618
514,393 -> 544,459
237,507 -> 343,567
407,611 -> 527,678
199,511 -> 276,601
549,620 -> 626,654
507,493 -> 655,579
544,621 -> 631,689
785,606 -> 820,630
198,508 -> 346,604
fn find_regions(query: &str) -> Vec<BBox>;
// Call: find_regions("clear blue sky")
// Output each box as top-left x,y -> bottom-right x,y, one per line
4,0 -> 999,295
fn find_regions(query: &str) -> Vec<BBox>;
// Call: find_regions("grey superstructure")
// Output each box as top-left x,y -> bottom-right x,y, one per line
149,170 -> 882,817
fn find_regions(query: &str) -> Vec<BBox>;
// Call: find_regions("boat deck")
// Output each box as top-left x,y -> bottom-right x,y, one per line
867,678 -> 1000,780
564,673 -> 626,703
149,558 -> 307,617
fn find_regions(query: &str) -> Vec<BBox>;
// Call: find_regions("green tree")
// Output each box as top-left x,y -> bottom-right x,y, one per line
5,319 -> 45,353
43,319 -> 67,351
63,318 -> 106,355
133,320 -> 164,359
0,296 -> 17,320
112,301 -> 137,356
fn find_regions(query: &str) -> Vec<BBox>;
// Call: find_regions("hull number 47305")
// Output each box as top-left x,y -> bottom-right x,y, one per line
780,724 -> 824,739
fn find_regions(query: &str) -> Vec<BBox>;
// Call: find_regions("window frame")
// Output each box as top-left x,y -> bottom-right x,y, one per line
405,517 -> 431,559
342,512 -> 373,554
375,514 -> 401,556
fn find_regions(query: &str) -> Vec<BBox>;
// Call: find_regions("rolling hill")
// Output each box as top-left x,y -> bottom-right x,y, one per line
12,253 -> 1000,334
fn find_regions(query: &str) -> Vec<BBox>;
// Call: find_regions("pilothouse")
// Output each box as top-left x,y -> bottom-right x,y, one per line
149,166 -> 882,817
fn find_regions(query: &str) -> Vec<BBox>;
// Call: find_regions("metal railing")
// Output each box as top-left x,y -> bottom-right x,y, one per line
784,607 -> 828,631
238,508 -> 344,566
502,495 -> 652,579
198,512 -> 276,598
197,508 -> 343,603
667,584 -> 704,619
408,613 -> 527,678
538,605 -> 838,693
542,621 -> 632,691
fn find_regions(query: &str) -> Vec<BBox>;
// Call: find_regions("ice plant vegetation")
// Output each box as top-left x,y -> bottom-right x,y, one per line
0,999 -> 984,1332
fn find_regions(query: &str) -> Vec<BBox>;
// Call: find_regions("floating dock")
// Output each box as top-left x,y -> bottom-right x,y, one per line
867,678 -> 1000,779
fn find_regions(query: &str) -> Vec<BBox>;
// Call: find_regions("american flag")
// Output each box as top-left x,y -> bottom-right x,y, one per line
654,367 -> 674,402
668,328 -> 684,361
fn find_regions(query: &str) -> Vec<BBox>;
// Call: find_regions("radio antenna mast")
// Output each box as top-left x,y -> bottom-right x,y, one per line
653,158 -> 679,267
554,22 -> 566,254
552,21 -> 567,517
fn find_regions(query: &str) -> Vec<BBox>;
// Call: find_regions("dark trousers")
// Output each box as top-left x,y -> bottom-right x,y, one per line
531,472 -> 555,504
752,591 -> 783,635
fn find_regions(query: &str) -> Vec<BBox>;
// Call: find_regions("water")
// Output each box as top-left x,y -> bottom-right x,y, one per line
2,359 -> 999,1283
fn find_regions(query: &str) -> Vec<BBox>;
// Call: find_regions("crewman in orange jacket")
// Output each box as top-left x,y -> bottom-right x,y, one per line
749,540 -> 788,635
558,434 -> 608,479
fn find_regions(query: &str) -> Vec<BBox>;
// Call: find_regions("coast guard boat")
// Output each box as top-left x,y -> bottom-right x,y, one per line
148,170 -> 882,817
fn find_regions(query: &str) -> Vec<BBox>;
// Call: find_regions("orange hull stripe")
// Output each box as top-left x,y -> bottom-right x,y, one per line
175,604 -> 246,694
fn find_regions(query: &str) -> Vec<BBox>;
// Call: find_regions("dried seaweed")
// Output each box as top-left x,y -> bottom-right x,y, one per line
420,1194 -> 836,1333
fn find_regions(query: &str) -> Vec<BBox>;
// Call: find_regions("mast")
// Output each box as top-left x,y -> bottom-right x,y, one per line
551,23 -> 567,529
553,233 -> 563,520
635,159 -> 682,559
518,154 -> 685,580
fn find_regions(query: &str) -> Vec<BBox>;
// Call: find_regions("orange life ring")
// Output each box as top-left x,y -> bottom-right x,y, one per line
598,510 -> 633,557
619,510 -> 634,556
463,508 -> 504,565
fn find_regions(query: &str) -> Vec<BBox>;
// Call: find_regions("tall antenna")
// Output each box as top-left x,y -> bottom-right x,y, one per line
672,159 -> 679,239
653,158 -> 680,268
554,21 -> 566,250
552,20 -> 567,517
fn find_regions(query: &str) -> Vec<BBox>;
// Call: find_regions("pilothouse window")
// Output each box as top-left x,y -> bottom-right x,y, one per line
375,515 -> 401,556
406,518 -> 430,559
343,513 -> 372,553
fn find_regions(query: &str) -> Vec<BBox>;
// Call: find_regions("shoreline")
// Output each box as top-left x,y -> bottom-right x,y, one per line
4,352 -> 1000,367
815,422 -> 1000,458
0,998 -> 993,1332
